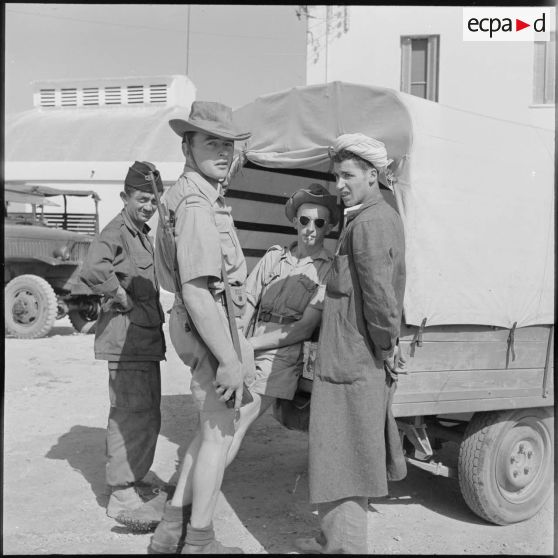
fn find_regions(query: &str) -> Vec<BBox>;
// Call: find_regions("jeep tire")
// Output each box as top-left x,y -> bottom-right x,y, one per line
458,408 -> 553,525
5,274 -> 58,339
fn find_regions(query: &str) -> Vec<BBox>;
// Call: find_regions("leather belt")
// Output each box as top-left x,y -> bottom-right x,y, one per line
257,311 -> 298,325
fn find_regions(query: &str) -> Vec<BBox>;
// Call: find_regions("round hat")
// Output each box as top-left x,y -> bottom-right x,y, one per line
169,101 -> 251,142
125,161 -> 163,193
285,183 -> 339,226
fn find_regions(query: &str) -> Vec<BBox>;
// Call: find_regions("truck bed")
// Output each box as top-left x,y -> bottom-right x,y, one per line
393,324 -> 554,417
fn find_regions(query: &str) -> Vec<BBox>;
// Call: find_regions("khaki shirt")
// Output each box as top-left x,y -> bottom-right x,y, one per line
159,166 -> 247,299
246,243 -> 333,383
247,243 -> 333,319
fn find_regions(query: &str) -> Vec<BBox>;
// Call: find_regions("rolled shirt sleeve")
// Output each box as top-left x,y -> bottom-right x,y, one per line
174,199 -> 222,285
351,217 -> 401,360
307,257 -> 332,311
244,246 -> 282,308
307,282 -> 327,311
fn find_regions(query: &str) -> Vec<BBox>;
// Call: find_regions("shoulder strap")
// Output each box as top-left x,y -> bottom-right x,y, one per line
220,255 -> 242,361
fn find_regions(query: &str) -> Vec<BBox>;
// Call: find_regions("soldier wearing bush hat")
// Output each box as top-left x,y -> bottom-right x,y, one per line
80,160 -> 166,522
118,101 -> 254,554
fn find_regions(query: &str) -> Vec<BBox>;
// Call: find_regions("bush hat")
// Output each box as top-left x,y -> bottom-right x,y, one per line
285,183 -> 339,226
125,161 -> 163,193
169,101 -> 251,142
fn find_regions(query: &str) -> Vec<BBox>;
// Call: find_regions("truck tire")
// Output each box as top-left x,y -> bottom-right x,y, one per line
68,307 -> 98,334
458,408 -> 553,525
5,274 -> 58,339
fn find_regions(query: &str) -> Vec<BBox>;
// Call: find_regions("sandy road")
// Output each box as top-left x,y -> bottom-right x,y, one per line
3,293 -> 554,555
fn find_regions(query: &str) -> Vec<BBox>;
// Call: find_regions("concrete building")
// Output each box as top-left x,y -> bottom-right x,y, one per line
304,6 -> 555,130
5,75 -> 196,229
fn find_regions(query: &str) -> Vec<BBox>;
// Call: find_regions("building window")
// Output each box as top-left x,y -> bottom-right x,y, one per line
401,35 -> 439,102
533,32 -> 555,105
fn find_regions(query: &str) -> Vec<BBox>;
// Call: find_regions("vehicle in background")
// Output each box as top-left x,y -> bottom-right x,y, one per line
231,82 -> 554,527
4,184 -> 102,338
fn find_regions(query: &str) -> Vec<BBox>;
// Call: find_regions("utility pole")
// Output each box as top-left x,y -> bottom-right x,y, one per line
186,5 -> 191,76
324,5 -> 330,84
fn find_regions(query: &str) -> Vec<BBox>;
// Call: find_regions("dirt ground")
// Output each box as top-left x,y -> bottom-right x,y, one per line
3,292 -> 554,555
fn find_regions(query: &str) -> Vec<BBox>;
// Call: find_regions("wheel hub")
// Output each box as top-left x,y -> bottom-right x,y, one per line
506,440 -> 538,489
12,290 -> 39,324
496,421 -> 549,503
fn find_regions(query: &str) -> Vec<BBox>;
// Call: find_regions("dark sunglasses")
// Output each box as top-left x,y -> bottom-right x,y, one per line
298,216 -> 327,228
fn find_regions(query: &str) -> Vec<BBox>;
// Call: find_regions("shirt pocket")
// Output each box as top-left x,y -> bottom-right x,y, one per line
131,254 -> 157,299
284,274 -> 320,314
128,298 -> 163,327
214,213 -> 237,260
326,254 -> 352,297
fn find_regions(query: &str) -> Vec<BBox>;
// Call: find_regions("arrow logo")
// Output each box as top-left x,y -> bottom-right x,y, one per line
516,19 -> 530,31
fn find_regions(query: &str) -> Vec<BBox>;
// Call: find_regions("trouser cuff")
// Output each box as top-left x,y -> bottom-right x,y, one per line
185,522 -> 215,545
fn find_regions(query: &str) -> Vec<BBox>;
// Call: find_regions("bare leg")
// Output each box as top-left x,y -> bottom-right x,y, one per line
225,393 -> 275,467
170,409 -> 235,528
169,428 -> 202,507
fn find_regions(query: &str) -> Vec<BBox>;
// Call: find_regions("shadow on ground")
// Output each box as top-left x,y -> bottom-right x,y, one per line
44,396 -> 484,552
369,441 -> 487,526
43,393 -> 194,510
45,424 -> 109,507
159,394 -> 316,553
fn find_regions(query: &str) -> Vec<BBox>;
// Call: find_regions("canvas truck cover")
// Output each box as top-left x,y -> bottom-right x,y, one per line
234,81 -> 554,329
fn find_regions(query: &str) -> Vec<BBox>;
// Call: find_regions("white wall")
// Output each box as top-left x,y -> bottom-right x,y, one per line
307,6 -> 554,129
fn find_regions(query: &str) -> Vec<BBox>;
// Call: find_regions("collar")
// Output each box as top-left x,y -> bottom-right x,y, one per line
121,209 -> 150,237
182,164 -> 222,205
284,242 -> 332,264
345,186 -> 384,224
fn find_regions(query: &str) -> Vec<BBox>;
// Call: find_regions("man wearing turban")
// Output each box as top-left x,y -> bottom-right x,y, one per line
297,134 -> 408,554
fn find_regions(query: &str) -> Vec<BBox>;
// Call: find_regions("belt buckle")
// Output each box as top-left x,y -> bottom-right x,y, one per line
261,312 -> 271,322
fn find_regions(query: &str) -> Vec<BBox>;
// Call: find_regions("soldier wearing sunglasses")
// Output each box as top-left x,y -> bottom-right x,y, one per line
222,184 -> 339,462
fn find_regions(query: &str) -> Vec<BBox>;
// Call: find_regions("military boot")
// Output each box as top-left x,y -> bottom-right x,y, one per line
181,523 -> 243,554
116,486 -> 175,532
106,485 -> 144,519
294,537 -> 324,554
148,502 -> 192,554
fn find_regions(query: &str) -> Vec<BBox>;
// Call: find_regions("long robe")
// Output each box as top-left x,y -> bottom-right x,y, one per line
308,187 -> 407,504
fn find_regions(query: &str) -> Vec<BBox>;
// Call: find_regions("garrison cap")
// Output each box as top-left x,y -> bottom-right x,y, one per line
125,161 -> 163,193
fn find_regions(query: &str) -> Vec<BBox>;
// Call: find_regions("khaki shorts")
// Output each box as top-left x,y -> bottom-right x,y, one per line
250,343 -> 303,400
169,303 -> 255,412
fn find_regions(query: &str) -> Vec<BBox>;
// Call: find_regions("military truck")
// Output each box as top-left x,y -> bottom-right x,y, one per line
229,82 -> 554,526
4,184 -> 102,338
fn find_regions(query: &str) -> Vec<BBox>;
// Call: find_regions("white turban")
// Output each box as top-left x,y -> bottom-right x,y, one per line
332,133 -> 392,170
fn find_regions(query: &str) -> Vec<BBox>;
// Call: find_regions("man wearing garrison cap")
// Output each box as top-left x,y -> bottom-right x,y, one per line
80,161 -> 167,521
297,133 -> 408,554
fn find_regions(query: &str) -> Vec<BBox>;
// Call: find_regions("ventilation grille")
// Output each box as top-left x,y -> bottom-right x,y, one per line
61,88 -> 78,106
149,84 -> 167,103
127,85 -> 144,104
36,82 -> 171,108
83,87 -> 99,106
39,89 -> 56,107
105,86 -> 122,105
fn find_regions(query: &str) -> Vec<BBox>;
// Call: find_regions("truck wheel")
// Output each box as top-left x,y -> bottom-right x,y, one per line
458,408 -> 553,525
5,275 -> 58,339
68,300 -> 99,334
